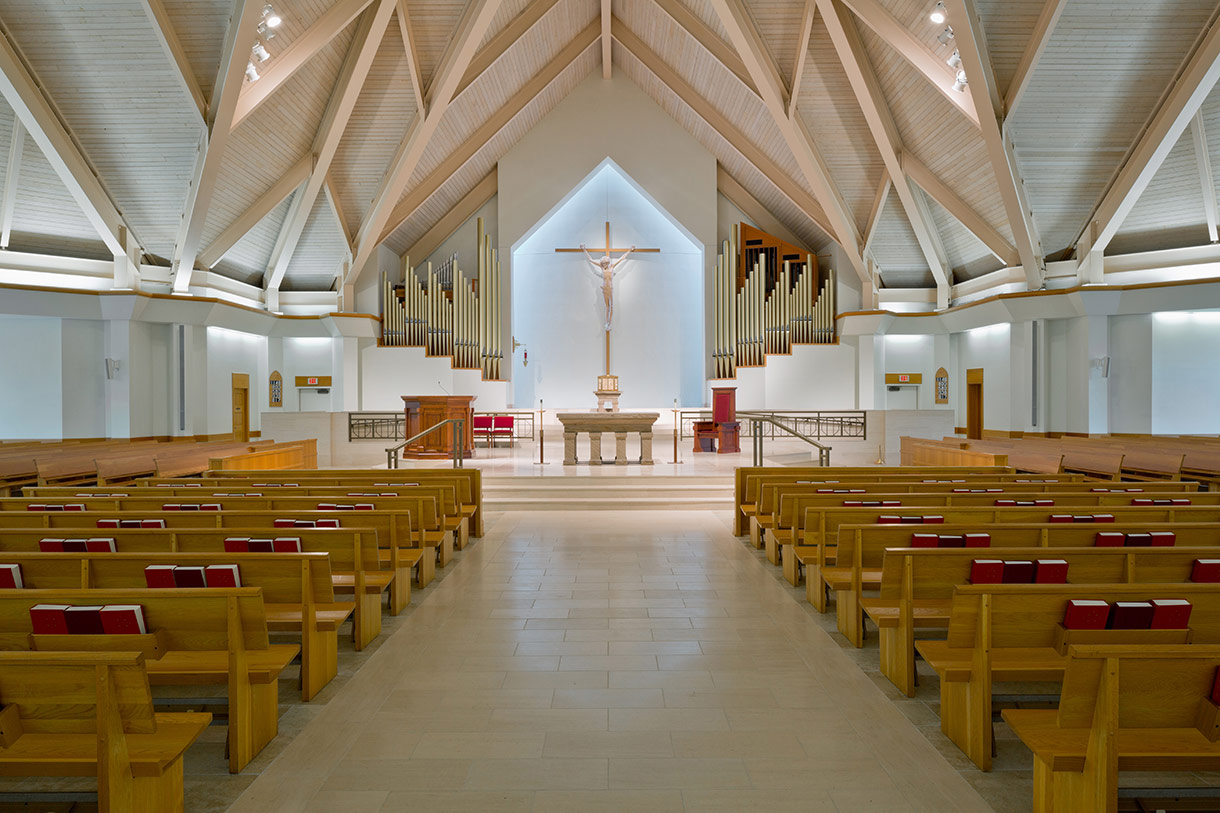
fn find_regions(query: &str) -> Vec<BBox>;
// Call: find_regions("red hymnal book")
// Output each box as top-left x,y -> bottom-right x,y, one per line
1034,559 -> 1069,584
969,560 -> 1004,584
994,499 -> 1017,506
965,533 -> 992,548
1150,599 -> 1192,629
1063,599 -> 1109,630
142,520 -> 165,529
201,504 -> 221,511
938,535 -> 966,548
62,539 -> 88,552
204,564 -> 241,587
1050,515 -> 1073,523
64,504 -> 84,511
1108,601 -> 1155,630
921,516 -> 945,524
247,539 -> 274,552
144,565 -> 176,588
273,519 -> 296,528
100,604 -> 146,634
910,533 -> 939,548
355,504 -> 374,511
119,520 -> 142,528
172,566 -> 206,588
38,538 -> 65,552
1095,532 -> 1126,547
25,504 -> 43,511
0,564 -> 23,588
65,605 -> 105,634
30,604 -> 70,634
1151,532 -> 1176,547
85,538 -> 116,552
317,503 -> 337,511
294,520 -> 316,528
162,504 -> 181,511
1193,559 -> 1220,583
273,537 -> 302,553
1001,561 -> 1035,584
224,537 -> 251,553
333,505 -> 356,511
878,516 -> 901,525
96,519 -> 119,528
316,519 -> 340,528
1092,515 -> 1115,523
1125,533 -> 1153,547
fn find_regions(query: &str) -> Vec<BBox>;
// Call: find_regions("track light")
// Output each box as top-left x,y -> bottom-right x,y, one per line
929,1 -> 947,24
952,69 -> 967,93
936,26 -> 955,45
252,43 -> 271,62
946,49 -> 961,69
245,62 -> 260,82
262,4 -> 282,27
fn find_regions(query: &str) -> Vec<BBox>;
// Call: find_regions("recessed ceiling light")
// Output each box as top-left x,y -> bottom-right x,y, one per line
929,2 -> 947,24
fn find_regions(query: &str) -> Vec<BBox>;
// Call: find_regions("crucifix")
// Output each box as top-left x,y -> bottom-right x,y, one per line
555,221 -> 659,374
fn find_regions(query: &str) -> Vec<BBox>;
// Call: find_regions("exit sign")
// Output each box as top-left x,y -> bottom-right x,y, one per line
897,374 -> 910,383
307,377 -> 318,385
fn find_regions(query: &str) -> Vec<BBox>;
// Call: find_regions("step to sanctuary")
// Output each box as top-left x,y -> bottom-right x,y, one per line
482,475 -> 734,511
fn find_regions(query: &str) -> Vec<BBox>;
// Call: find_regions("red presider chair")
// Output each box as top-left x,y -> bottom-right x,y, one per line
492,416 -> 515,448
472,415 -> 494,447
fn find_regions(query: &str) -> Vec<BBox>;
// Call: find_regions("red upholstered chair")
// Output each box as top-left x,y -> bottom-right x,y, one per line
472,415 -> 494,447
492,416 -> 515,447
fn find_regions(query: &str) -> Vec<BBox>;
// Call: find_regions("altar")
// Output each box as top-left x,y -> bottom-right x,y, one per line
557,412 -> 659,465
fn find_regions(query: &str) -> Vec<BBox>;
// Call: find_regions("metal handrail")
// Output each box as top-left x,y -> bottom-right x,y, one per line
737,410 -> 831,467
386,418 -> 466,469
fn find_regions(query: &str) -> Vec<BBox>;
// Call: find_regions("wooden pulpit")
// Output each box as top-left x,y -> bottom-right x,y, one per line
401,396 -> 476,458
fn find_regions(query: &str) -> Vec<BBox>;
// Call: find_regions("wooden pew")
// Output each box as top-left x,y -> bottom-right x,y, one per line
0,510 -> 428,614
0,588 -> 296,773
0,651 -> 212,812
1003,645 -> 1220,812
916,583 -> 1220,770
0,551 -> 348,701
0,527 -> 397,647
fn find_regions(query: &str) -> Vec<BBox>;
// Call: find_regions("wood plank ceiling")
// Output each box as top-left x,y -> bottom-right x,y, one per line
0,0 -> 1219,294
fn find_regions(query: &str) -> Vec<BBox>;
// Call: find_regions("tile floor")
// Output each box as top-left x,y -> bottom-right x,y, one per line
226,510 -> 993,812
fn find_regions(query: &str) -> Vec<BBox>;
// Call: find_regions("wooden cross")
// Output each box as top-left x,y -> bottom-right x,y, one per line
555,221 -> 659,375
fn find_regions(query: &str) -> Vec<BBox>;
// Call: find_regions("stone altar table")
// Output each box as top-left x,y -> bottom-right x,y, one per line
557,412 -> 659,465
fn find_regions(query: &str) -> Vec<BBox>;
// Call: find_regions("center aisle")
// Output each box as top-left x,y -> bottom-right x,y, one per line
229,509 -> 991,812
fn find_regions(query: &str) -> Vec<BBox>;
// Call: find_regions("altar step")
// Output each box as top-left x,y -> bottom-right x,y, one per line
482,475 -> 734,511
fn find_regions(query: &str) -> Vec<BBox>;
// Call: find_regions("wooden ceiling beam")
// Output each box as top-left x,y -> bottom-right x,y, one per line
601,0 -> 612,79
943,0 -> 1045,290
1079,12 -> 1220,264
788,0 -> 816,119
862,170 -> 889,256
396,0 -> 426,114
171,0 -> 264,292
815,0 -> 949,303
404,168 -> 497,263
379,22 -> 597,245
902,150 -> 1018,265
716,165 -> 812,252
0,117 -> 23,249
198,152 -> 312,269
233,0 -> 375,130
613,19 -> 836,242
264,0 -> 397,300
650,0 -> 757,97
1191,112 -> 1219,243
707,0 -> 868,283
139,0 -> 208,120
452,0 -> 561,100
1002,0 -> 1066,118
837,0 -> 978,127
347,0 -> 507,291
325,172 -> 354,251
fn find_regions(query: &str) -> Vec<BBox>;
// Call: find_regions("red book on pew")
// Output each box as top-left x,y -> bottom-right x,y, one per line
1193,559 -> 1220,583
1034,559 -> 1068,584
224,537 -> 251,553
910,533 -> 939,548
247,539 -> 274,552
1125,533 -> 1153,547
273,519 -> 297,528
0,564 -> 23,588
877,516 -> 901,525
994,499 -> 1016,506
317,503 -> 337,510
938,535 -> 966,548
25,504 -> 43,511
965,533 -> 991,548
64,504 -> 85,512
38,538 -> 65,552
86,538 -> 116,553
65,605 -> 105,634
273,537 -> 302,553
1108,601 -> 1154,630
30,604 -> 70,634
100,605 -> 146,634
172,567 -> 206,588
96,519 -> 119,529
1151,532 -> 1176,547
316,519 -> 340,528
162,504 -> 181,511
1150,599 -> 1192,629
1050,515 -> 1073,523
142,520 -> 165,529
294,520 -> 316,528
1095,532 -> 1125,547
1092,515 -> 1115,523
144,565 -> 176,588
921,516 -> 945,524
969,560 -> 1004,584
62,539 -> 88,552
334,505 -> 357,511
204,565 -> 241,588
1001,561 -> 1035,584
179,504 -> 201,511
201,504 -> 221,511
1063,600 -> 1109,630
355,504 -> 374,511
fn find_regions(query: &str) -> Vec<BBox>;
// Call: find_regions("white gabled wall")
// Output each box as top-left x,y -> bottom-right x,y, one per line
0,315 -> 63,438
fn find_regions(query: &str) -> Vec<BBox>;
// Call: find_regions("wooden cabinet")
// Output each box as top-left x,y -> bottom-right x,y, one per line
401,396 -> 477,458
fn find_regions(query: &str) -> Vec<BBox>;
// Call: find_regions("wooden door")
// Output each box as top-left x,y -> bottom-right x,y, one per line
232,374 -> 250,442
966,368 -> 984,440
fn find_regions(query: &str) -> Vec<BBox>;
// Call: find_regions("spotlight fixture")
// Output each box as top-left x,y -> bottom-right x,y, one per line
262,4 -> 282,27
936,26 -> 954,45
245,62 -> 260,82
946,49 -> 961,69
952,69 -> 968,93
252,42 -> 271,62
929,1 -> 947,24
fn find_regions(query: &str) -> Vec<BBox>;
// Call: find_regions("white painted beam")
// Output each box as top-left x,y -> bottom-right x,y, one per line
396,0 -> 426,114
816,0 -> 950,305
601,0 -> 612,78
902,149 -> 1018,264
198,152 -> 313,269
943,0 -> 1045,290
265,0 -> 397,296
788,0 -> 816,119
650,0 -> 757,96
716,164 -> 812,252
452,0 -> 560,100
1191,112 -> 1219,243
139,0 -> 208,120
708,0 -> 868,283
233,0 -> 375,129
171,0 -> 265,293
325,173 -> 354,253
1003,0 -> 1065,118
0,117 -> 23,249
863,171 -> 889,256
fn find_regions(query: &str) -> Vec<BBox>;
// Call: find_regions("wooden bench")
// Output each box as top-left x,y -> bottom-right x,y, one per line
916,583 -> 1220,770
1003,645 -> 1220,812
0,588 -> 296,772
0,551 -> 348,701
0,651 -> 211,812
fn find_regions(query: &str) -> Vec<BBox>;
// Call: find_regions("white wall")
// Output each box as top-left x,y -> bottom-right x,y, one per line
360,344 -> 510,412
204,326 -> 267,436
762,344 -> 858,409
62,319 -> 106,438
954,323 -> 1013,430
1108,314 -> 1152,433
1150,312 -> 1220,433
0,316 -> 62,438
